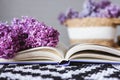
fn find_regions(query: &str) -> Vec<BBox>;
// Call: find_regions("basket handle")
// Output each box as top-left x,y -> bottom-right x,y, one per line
112,18 -> 120,25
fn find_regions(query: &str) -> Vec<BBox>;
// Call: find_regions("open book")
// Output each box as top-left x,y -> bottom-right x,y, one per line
0,43 -> 120,65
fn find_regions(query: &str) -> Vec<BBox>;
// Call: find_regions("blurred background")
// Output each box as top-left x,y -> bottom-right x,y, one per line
0,0 -> 120,46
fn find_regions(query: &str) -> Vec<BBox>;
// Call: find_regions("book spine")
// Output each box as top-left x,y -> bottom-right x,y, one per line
58,60 -> 70,66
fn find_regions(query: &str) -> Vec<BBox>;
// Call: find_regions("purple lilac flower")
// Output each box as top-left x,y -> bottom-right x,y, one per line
12,16 -> 60,50
97,9 -> 112,18
0,23 -> 18,59
106,4 -> 120,18
96,0 -> 111,9
83,0 -> 96,12
66,8 -> 79,19
0,16 -> 60,59
58,8 -> 79,24
58,13 -> 67,24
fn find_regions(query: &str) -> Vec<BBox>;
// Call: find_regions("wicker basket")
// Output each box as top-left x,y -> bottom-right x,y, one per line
64,18 -> 120,47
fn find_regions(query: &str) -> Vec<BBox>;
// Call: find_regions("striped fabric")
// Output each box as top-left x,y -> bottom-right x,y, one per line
0,63 -> 120,80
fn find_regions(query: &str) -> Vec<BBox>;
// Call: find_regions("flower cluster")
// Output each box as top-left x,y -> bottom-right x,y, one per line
0,23 -> 18,59
58,0 -> 120,24
0,17 -> 59,59
58,9 -> 79,24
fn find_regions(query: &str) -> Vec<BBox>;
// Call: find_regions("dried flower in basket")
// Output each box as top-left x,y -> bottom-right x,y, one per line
58,0 -> 120,24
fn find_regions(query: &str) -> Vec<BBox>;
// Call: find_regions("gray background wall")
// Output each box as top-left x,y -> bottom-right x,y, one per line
0,0 -> 120,46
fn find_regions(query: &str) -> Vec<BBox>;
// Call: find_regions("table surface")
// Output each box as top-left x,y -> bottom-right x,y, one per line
0,63 -> 120,80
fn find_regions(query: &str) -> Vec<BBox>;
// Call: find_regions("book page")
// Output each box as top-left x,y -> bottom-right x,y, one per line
0,43 -> 67,63
65,44 -> 120,60
69,52 -> 120,61
15,50 -> 63,62
15,43 -> 67,62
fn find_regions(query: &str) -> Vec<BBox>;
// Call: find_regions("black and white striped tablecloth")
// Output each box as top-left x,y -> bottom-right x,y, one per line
0,63 -> 120,80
